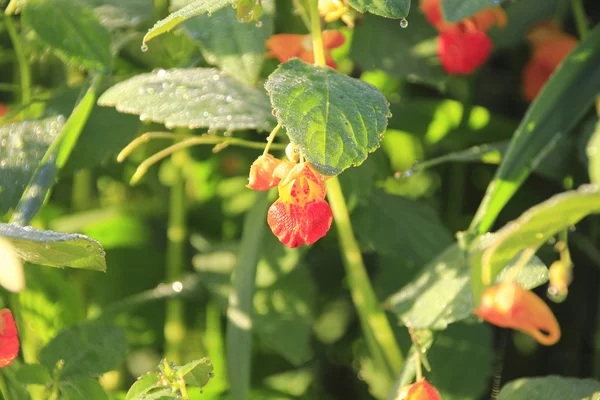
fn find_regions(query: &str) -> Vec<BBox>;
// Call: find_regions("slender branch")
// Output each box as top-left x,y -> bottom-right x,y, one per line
4,0 -> 18,16
571,0 -> 589,38
309,0 -> 326,66
3,13 -> 31,107
263,124 -> 281,156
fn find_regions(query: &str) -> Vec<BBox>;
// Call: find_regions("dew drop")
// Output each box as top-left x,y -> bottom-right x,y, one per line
400,18 -> 408,28
255,20 -> 263,28
141,44 -> 148,52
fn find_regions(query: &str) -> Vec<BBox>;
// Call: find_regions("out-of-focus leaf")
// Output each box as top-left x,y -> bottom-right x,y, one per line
262,368 -> 314,397
386,235 -> 549,330
16,364 -> 51,386
59,377 -> 108,400
441,0 -> 495,22
0,237 -> 24,292
142,0 -> 236,45
587,120 -> 600,184
39,323 -> 127,378
22,0 -> 112,72
353,190 -> 453,267
178,358 -> 214,387
472,185 -> 600,294
351,14 -> 443,85
265,59 -> 389,176
469,24 -> 600,235
125,372 -> 161,400
347,0 -> 410,18
182,0 -> 273,85
498,376 -> 600,400
0,116 -> 64,214
98,68 -> 275,131
0,223 -> 106,271
83,0 -> 153,30
0,363 -> 31,400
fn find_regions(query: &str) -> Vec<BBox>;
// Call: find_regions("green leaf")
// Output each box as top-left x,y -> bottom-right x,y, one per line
83,0 -> 153,30
265,59 -> 389,176
0,116 -> 64,215
22,0 -> 112,72
98,68 -> 275,132
498,376 -> 600,400
142,0 -> 236,46
0,223 -> 106,271
125,373 -> 162,400
353,189 -> 453,267
59,377 -> 108,400
351,14 -> 444,85
11,78 -> 100,226
474,185 -> 600,292
39,323 -> 127,378
470,24 -> 600,234
386,236 -> 549,330
347,0 -> 410,18
178,358 -> 214,387
587,119 -> 600,184
441,0 -> 495,22
0,364 -> 31,400
16,364 -> 51,386
182,0 -> 273,85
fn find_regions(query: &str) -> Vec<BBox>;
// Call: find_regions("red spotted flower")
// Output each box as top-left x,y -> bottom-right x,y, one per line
266,30 -> 345,69
0,309 -> 19,367
420,0 -> 506,75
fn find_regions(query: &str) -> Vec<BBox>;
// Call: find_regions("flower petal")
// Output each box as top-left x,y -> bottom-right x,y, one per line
0,309 -> 19,367
438,30 -> 492,75
247,154 -> 283,191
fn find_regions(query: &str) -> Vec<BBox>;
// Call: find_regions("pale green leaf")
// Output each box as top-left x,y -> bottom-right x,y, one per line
347,0 -> 410,18
441,0 -> 496,22
498,376 -> 600,400
265,59 -> 389,176
125,373 -> 161,400
59,377 -> 108,400
98,68 -> 275,131
178,358 -> 214,387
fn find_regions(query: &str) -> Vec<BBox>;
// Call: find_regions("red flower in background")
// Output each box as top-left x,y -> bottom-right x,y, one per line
396,379 -> 443,400
420,0 -> 506,75
266,30 -> 345,69
523,21 -> 578,102
0,103 -> 8,117
267,163 -> 333,248
0,309 -> 19,367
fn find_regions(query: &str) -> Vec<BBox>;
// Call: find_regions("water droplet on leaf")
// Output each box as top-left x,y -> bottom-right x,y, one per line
400,18 -> 408,28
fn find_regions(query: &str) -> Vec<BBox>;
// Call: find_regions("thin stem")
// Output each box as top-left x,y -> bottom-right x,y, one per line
3,13 -> 31,107
309,0 -> 326,66
164,149 -> 187,364
4,0 -> 18,16
118,132 -> 194,162
0,83 -> 19,92
293,0 -> 312,31
415,350 -> 423,381
262,124 -> 281,156
571,0 -> 589,39
326,177 -> 404,380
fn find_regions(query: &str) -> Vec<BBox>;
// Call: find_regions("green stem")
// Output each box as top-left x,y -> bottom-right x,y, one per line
571,0 -> 589,38
164,149 -> 188,364
262,124 -> 281,156
326,177 -> 403,381
308,0 -> 326,66
4,0 -> 18,15
3,13 -> 31,107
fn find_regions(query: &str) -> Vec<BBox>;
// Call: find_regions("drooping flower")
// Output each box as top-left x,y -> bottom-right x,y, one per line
420,0 -> 506,75
396,379 -> 443,400
474,281 -> 561,345
266,30 -> 345,69
267,162 -> 333,248
523,21 -> 578,102
0,309 -> 19,367
247,154 -> 284,191
318,0 -> 355,27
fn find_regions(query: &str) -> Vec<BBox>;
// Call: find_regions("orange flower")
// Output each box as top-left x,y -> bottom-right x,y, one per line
267,163 -> 333,248
0,309 -> 19,367
266,31 -> 345,69
474,281 -> 561,345
438,30 -> 492,75
396,379 -> 442,400
523,22 -> 578,102
247,154 -> 284,191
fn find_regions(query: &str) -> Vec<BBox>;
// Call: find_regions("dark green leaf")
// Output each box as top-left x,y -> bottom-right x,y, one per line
0,223 -> 106,271
125,373 -> 162,400
16,364 -> 51,386
473,185 -> 600,293
498,376 -> 600,400
0,116 -> 64,214
39,323 -> 127,378
178,358 -> 214,387
470,24 -> 600,234
182,0 -> 273,85
142,0 -> 236,45
347,0 -> 410,18
441,0 -> 495,22
386,236 -> 548,329
98,68 -> 275,131
22,0 -> 112,72
265,59 -> 389,175
353,189 -> 453,267
59,377 -> 108,400
0,364 -> 31,400
351,14 -> 444,85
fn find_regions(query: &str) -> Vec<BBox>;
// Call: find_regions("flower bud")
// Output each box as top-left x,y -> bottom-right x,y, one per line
247,154 -> 282,191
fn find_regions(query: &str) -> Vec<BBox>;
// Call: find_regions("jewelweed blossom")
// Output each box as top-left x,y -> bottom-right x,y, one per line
523,21 -> 578,102
0,309 -> 19,367
266,30 -> 345,69
474,281 -> 561,345
247,154 -> 284,191
396,379 -> 443,400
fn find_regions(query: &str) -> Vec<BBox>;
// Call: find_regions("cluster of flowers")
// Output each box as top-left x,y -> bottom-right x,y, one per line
247,153 -> 333,248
